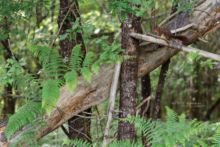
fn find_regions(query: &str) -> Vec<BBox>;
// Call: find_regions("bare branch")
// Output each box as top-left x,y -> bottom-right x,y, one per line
102,63 -> 121,147
130,32 -> 220,62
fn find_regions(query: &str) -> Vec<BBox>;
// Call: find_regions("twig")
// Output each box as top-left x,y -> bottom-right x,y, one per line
102,63 -> 121,147
204,98 -> 220,120
136,95 -> 154,115
61,125 -> 71,139
159,11 -> 180,26
50,3 -> 73,47
130,32 -> 220,62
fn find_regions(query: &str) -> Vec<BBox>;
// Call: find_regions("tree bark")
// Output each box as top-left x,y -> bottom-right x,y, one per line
118,12 -> 141,140
58,0 -> 91,141
152,60 -> 170,119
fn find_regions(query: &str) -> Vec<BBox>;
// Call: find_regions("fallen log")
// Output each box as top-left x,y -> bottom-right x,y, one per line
9,0 -> 220,142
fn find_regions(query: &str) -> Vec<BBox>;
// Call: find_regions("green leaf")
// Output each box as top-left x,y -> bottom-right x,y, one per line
70,44 -> 83,71
59,33 -> 68,41
81,68 -> 93,83
91,61 -> 100,74
42,79 -> 60,112
5,102 -> 42,139
65,70 -> 78,91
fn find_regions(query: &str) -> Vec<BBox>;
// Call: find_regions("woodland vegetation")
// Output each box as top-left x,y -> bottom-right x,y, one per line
1,0 -> 220,146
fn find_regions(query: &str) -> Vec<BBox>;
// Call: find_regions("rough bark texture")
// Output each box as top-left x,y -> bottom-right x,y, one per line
58,0 -> 86,58
141,74 -> 151,117
58,0 -> 91,141
8,0 -> 220,142
141,74 -> 151,147
118,13 -> 141,140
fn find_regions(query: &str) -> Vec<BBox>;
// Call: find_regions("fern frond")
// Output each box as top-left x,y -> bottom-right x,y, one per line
63,139 -> 92,147
5,102 -> 42,139
29,45 -> 66,79
42,50 -> 65,79
165,106 -> 178,124
70,44 -> 83,71
127,107 -> 212,147
109,140 -> 143,147
13,73 -> 42,100
211,127 -> 220,146
42,79 -> 60,113
10,130 -> 38,147
64,70 -> 78,91
81,52 -> 95,82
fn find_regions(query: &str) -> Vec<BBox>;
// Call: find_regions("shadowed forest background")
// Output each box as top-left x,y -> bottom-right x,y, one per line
0,0 -> 220,146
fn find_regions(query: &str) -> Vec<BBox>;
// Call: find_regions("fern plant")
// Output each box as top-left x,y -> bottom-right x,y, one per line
127,107 -> 217,147
4,38 -> 122,144
5,101 -> 42,140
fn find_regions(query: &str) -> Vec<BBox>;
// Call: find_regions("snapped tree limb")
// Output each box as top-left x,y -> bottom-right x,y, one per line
130,32 -> 220,62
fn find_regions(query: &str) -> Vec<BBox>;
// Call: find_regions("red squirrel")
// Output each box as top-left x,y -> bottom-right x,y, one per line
153,26 -> 189,43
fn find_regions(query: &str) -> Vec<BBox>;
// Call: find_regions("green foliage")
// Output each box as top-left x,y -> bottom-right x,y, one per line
63,139 -> 92,147
42,79 -> 60,112
211,127 -> 220,147
0,59 -> 42,100
109,140 -> 143,147
30,45 -> 64,80
5,102 -> 42,139
70,44 -> 83,71
10,130 -> 39,147
81,51 -> 95,82
64,70 -> 78,91
172,0 -> 198,12
110,0 -> 155,19
64,44 -> 82,90
127,107 -> 217,147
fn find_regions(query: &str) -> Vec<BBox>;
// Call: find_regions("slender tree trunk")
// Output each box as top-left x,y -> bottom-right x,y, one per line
36,0 -> 44,27
152,60 -> 170,119
118,12 -> 141,140
140,74 -> 151,117
1,18 -> 16,119
58,0 -> 91,141
50,0 -> 56,23
140,74 -> 151,146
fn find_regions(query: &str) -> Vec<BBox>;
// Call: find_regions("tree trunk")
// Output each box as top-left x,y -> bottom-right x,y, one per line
118,12 -> 141,140
141,74 -> 151,146
152,59 -> 170,119
2,86 -> 15,119
36,0 -> 44,27
58,0 -> 91,141
1,17 -> 16,119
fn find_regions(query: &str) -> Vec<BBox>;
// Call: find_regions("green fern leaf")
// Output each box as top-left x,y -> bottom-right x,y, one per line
42,79 -> 60,112
63,139 -> 92,147
70,44 -> 83,71
5,102 -> 42,139
81,68 -> 93,82
91,61 -> 100,74
81,52 -> 95,82
64,70 -> 78,91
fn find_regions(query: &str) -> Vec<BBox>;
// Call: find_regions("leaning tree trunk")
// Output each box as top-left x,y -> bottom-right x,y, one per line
1,17 -> 16,119
118,11 -> 142,139
58,0 -> 91,141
